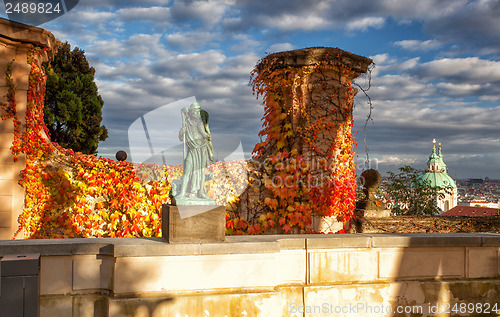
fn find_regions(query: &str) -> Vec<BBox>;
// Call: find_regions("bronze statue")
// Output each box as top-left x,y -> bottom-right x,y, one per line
175,102 -> 214,202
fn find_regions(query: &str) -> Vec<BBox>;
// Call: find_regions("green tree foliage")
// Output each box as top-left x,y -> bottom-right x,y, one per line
385,165 -> 448,215
43,42 -> 108,154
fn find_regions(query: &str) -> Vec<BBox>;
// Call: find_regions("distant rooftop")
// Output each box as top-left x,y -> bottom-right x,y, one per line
441,206 -> 498,217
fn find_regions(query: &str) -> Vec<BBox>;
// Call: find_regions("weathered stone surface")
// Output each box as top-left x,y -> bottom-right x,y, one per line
0,45 -> 17,64
309,249 -> 379,283
0,179 -> 14,195
0,17 -> 57,239
0,148 -> 14,165
0,212 -> 11,228
303,281 -> 500,317
10,60 -> 31,90
0,18 -> 57,53
307,234 -> 371,249
260,46 -> 372,74
353,215 -> 500,234
40,256 -> 73,295
0,132 -> 14,149
1,234 -> 500,316
108,292 -> 280,317
162,204 -> 225,243
0,164 -> 16,179
379,247 -> 466,279
114,253 -> 280,295
370,232 -> 484,248
72,255 -> 114,291
466,247 -> 498,279
311,215 -> 344,233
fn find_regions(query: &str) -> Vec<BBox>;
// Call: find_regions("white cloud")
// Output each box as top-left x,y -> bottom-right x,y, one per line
153,50 -> 226,77
398,57 -> 420,71
88,33 -> 169,60
227,34 -> 262,52
170,0 -> 231,26
435,82 -> 483,96
117,6 -> 171,22
267,43 -> 294,54
411,57 -> 500,84
372,155 -> 419,166
370,53 -> 395,65
165,31 -> 219,50
272,14 -> 330,31
346,16 -> 385,31
394,39 -> 442,51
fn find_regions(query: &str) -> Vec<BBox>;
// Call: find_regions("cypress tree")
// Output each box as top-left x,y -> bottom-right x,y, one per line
43,42 -> 108,154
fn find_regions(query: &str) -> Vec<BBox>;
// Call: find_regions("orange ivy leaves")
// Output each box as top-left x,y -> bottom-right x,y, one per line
8,50 -> 171,239
228,52 -> 358,235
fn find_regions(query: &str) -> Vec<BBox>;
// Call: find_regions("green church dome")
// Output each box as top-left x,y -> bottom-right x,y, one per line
418,171 -> 457,188
418,140 -> 457,189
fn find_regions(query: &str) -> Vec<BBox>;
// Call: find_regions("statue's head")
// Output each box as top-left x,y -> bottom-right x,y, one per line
188,103 -> 202,120
189,103 -> 201,110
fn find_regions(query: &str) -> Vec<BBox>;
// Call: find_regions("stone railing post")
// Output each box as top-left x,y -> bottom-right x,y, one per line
247,47 -> 372,233
0,18 -> 56,239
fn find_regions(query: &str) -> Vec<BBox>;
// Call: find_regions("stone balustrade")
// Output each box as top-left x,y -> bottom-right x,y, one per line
1,233 -> 500,316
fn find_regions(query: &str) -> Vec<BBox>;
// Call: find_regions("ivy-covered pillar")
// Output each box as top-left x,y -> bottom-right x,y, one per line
247,47 -> 372,233
0,18 -> 56,239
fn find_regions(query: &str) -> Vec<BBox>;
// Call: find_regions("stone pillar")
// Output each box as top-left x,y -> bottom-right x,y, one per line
255,47 -> 372,158
0,18 -> 56,239
249,47 -> 372,233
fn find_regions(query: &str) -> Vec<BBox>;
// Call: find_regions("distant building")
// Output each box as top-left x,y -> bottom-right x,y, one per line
464,201 -> 499,209
441,205 -> 498,216
418,140 -> 458,213
468,178 -> 484,185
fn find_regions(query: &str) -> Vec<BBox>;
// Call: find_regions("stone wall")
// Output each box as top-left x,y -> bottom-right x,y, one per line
0,18 -> 56,239
1,234 -> 500,316
353,215 -> 500,234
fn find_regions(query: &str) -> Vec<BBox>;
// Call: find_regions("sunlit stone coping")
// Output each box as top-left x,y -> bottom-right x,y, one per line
2,233 -> 500,257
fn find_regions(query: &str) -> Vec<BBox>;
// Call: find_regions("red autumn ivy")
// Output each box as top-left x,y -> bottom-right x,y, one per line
2,47 -> 358,239
225,51 -> 358,235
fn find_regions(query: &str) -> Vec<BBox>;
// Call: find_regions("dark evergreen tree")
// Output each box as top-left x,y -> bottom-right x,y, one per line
43,42 -> 108,154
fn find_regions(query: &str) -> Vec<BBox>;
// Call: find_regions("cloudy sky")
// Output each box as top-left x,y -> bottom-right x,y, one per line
2,0 -> 500,179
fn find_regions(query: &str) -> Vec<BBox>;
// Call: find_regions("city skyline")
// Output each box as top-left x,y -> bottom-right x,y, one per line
1,0 -> 499,179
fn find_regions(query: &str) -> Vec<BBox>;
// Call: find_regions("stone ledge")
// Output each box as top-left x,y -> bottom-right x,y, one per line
369,232 -> 495,248
306,234 -> 371,249
2,233 -> 500,258
0,17 -> 57,54
259,47 -> 373,75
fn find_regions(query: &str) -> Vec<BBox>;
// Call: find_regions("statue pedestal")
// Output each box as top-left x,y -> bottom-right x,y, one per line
162,205 -> 226,243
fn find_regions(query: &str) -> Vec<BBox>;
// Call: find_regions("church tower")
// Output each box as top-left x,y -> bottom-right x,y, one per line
419,140 -> 458,213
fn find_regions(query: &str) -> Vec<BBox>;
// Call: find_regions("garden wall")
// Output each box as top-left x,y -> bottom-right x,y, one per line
1,233 -> 500,316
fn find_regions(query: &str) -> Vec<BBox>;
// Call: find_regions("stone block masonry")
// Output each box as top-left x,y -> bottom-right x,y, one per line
1,233 -> 500,316
0,18 -> 56,239
161,204 -> 226,243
